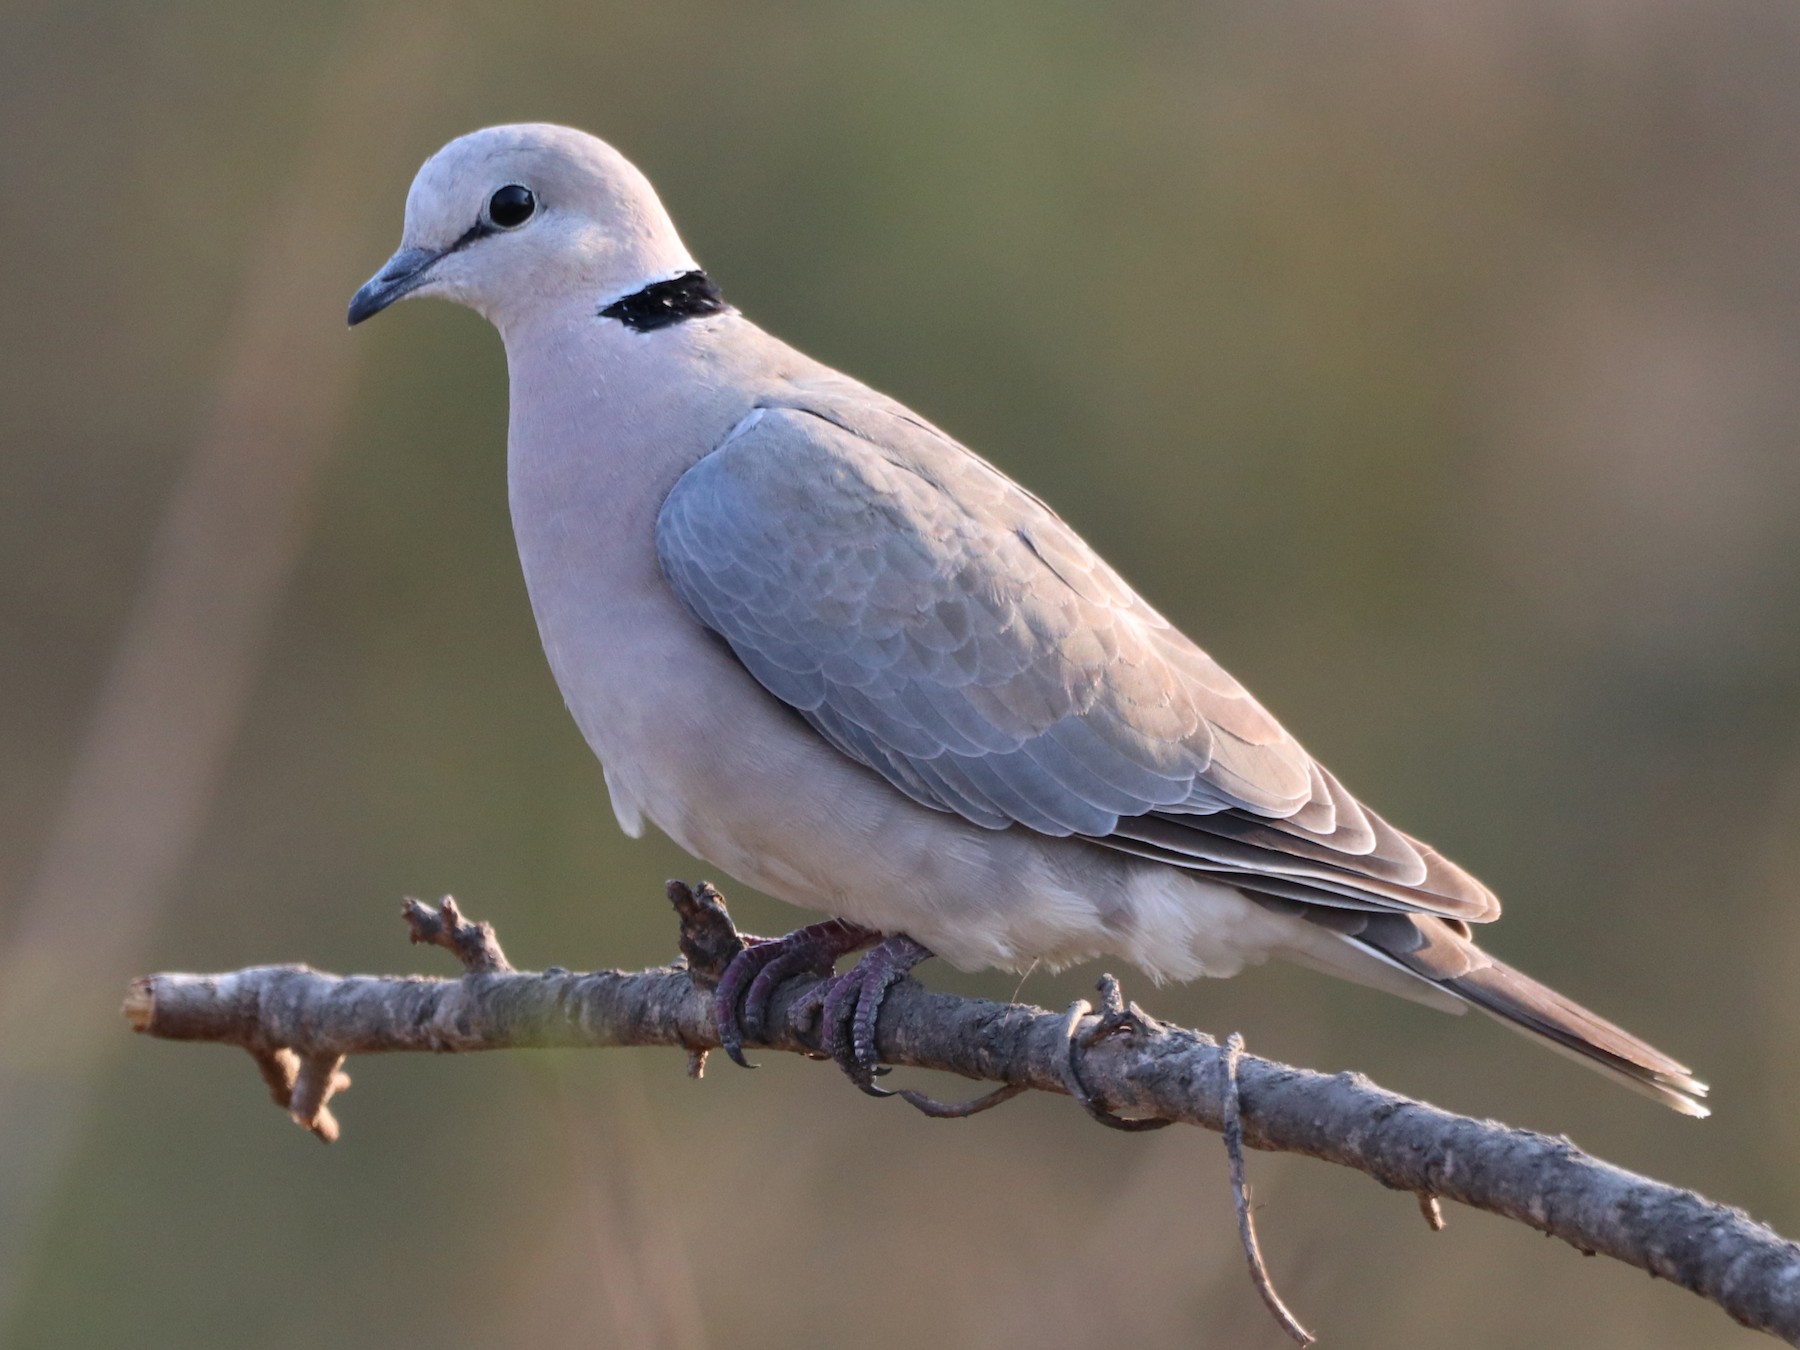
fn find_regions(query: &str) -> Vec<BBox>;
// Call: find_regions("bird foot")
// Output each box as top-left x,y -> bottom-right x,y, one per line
787,935 -> 932,1093
1058,973 -> 1174,1132
787,938 -> 1029,1119
712,918 -> 879,1067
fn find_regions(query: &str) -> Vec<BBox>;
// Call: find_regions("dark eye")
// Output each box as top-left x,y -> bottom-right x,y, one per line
487,184 -> 536,229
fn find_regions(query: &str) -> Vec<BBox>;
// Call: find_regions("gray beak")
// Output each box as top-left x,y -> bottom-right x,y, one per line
347,246 -> 441,326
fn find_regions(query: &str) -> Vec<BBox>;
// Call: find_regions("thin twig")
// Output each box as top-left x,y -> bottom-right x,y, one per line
1419,1193 -> 1447,1232
894,1083 -> 1029,1118
124,891 -> 1800,1344
403,896 -> 512,973
1221,1032 -> 1315,1346
1057,990 -> 1174,1133
244,1044 -> 349,1143
287,1053 -> 351,1142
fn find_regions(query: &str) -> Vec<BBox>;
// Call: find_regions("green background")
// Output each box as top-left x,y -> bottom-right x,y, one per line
6,2 -> 1800,1345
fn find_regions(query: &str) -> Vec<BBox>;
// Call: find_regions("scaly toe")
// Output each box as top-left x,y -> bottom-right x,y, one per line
741,944 -> 826,1043
709,919 -> 879,1068
814,935 -> 933,1095
820,971 -> 889,1095
713,944 -> 775,1068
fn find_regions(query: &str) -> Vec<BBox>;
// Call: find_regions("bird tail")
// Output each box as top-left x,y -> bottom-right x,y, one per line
1335,912 -> 1709,1117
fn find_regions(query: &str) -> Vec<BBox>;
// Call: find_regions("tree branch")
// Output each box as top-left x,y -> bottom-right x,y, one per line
124,886 -> 1800,1345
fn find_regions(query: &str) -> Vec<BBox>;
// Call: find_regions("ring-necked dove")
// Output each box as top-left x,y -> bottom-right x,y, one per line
349,124 -> 1706,1116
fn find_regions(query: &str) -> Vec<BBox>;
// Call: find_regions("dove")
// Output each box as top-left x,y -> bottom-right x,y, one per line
349,124 -> 1706,1116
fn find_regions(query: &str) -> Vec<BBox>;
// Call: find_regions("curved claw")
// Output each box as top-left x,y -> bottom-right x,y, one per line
741,944 -> 832,1043
712,947 -> 767,1068
793,938 -> 1032,1120
712,920 -> 878,1068
827,938 -> 1033,1116
820,972 -> 890,1094
814,935 -> 932,1092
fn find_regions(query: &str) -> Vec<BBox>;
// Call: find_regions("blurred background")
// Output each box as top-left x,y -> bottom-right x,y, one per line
4,0 -> 1800,1345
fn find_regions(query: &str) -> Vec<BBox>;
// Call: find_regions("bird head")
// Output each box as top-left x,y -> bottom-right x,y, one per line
348,123 -> 698,330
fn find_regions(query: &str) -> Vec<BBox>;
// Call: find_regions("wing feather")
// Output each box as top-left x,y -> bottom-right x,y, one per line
656,394 -> 1496,923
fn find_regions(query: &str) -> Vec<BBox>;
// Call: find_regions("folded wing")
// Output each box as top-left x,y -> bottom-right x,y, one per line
655,390 -> 1496,925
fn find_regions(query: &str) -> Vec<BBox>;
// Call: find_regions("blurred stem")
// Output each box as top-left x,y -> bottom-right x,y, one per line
0,3 -> 448,1322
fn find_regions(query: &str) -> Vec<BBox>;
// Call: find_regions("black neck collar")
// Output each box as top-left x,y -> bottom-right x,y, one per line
600,270 -> 729,331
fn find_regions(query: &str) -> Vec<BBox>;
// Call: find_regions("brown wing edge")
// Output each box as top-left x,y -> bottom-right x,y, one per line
1097,814 -> 1500,923
1325,909 -> 1708,1116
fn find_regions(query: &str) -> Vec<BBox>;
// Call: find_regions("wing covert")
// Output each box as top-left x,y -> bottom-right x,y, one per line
656,395 -> 1495,922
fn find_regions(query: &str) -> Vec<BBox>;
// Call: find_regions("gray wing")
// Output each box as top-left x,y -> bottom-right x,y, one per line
656,394 -> 1495,922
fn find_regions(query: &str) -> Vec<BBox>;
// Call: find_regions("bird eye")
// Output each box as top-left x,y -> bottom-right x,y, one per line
487,184 -> 536,229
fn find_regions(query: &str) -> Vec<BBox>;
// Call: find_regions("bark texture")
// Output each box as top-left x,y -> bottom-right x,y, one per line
124,890 -> 1800,1344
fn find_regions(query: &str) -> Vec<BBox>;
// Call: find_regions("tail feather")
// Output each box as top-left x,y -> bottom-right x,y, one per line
1441,956 -> 1709,1116
1333,912 -> 1708,1117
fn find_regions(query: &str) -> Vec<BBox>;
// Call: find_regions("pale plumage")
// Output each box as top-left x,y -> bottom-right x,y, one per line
657,389 -> 1496,923
349,123 -> 1706,1115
